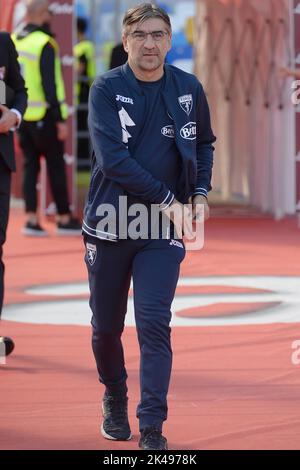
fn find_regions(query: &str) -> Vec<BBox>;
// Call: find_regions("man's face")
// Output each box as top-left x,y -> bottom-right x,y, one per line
123,18 -> 172,74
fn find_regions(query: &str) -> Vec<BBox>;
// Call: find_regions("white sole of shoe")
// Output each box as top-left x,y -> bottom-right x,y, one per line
101,422 -> 132,441
56,229 -> 82,236
101,401 -> 132,441
21,228 -> 48,237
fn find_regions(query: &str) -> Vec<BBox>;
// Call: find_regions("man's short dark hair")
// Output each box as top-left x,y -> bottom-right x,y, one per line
77,17 -> 87,34
122,3 -> 172,34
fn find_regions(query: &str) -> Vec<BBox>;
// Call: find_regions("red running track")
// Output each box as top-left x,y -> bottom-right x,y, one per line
0,208 -> 300,450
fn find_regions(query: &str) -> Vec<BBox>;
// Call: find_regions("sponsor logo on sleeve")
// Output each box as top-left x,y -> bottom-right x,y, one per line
161,125 -> 175,138
180,122 -> 197,140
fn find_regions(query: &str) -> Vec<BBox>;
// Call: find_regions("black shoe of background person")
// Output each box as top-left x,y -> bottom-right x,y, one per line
139,427 -> 168,450
22,221 -> 48,237
0,336 -> 15,356
56,217 -> 82,236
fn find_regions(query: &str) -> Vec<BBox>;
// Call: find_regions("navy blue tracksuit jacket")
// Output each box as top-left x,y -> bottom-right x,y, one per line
83,62 -> 216,241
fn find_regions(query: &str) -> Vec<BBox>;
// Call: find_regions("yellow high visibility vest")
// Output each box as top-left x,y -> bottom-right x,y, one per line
74,40 -> 96,81
12,30 -> 68,121
74,39 -> 96,101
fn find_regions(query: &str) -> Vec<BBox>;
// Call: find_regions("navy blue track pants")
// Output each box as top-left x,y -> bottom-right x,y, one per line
84,235 -> 185,432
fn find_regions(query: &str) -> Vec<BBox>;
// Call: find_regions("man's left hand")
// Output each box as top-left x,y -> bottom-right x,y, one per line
192,195 -> 210,221
0,104 -> 18,133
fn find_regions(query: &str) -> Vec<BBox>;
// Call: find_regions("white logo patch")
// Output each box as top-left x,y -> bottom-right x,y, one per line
180,122 -> 196,140
118,107 -> 136,143
116,94 -> 134,105
161,125 -> 175,138
178,94 -> 193,115
170,239 -> 184,249
86,243 -> 97,266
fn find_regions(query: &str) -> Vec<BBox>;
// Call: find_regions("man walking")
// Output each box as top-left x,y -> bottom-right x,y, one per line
0,31 -> 27,356
84,3 -> 215,450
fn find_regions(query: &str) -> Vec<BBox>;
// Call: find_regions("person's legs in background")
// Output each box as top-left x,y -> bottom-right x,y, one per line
41,114 -> 81,235
18,121 -> 47,236
19,114 -> 81,236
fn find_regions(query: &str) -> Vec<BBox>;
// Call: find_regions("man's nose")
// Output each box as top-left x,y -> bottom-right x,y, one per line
144,34 -> 156,48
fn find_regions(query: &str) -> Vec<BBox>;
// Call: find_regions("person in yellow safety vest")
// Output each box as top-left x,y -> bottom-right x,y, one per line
74,17 -> 96,102
74,17 -> 96,167
13,0 -> 81,236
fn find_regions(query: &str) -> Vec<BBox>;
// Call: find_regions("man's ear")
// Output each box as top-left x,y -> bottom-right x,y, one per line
122,34 -> 129,53
167,32 -> 172,53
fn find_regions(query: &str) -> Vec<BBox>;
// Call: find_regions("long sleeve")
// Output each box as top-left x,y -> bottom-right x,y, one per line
193,84 -> 216,198
40,42 -> 64,122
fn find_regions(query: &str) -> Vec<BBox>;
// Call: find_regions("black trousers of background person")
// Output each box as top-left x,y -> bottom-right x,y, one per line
77,107 -> 90,165
0,157 -> 11,316
18,111 -> 70,215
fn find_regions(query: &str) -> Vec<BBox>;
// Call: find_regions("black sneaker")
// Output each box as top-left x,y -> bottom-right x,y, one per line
56,218 -> 82,236
22,221 -> 48,237
139,427 -> 168,450
101,395 -> 132,441
0,336 -> 15,356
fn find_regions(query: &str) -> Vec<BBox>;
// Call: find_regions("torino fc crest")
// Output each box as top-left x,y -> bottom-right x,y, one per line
178,94 -> 193,116
86,243 -> 97,266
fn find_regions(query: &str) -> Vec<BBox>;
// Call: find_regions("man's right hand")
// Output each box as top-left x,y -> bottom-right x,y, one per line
163,198 -> 194,239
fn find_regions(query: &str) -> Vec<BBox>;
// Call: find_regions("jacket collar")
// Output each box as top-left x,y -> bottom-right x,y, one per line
121,61 -> 171,95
